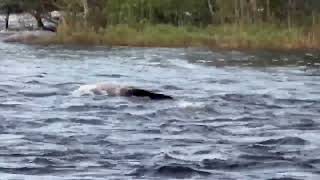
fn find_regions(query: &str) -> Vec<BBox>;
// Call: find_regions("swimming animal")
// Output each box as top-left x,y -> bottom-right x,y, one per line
73,83 -> 173,100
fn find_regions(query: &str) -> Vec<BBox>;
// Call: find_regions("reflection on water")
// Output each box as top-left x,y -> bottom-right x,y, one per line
0,42 -> 320,180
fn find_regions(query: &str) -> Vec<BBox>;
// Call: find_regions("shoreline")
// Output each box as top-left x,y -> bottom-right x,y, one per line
35,40 -> 320,54
4,23 -> 320,52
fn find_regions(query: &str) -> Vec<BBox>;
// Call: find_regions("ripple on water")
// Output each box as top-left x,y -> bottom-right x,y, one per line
94,73 -> 126,78
0,101 -> 23,108
280,119 -> 319,130
62,104 -> 118,112
257,137 -> 309,146
154,164 -> 211,178
129,164 -> 211,179
19,90 -> 58,98
201,158 -> 260,170
1,46 -> 320,179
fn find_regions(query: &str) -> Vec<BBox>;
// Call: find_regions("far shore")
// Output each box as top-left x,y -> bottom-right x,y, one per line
3,23 -> 320,52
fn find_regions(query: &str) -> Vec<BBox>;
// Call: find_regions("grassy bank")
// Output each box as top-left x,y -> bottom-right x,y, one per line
45,23 -> 320,51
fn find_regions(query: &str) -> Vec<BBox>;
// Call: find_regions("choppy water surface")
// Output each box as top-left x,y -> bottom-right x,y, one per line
0,42 -> 320,180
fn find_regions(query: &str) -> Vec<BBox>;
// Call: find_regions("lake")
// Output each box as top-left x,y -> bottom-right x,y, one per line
0,41 -> 320,180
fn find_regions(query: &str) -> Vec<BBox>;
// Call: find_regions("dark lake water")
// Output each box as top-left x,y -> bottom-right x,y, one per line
0,41 -> 320,180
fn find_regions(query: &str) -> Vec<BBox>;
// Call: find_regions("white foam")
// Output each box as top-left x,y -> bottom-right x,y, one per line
176,100 -> 205,108
169,59 -> 199,69
71,84 -> 98,96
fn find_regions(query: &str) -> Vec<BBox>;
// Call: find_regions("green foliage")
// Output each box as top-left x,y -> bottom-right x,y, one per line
102,0 -> 211,26
1,0 -> 319,50
0,0 -> 22,13
47,22 -> 320,51
52,0 -> 212,28
1,0 -> 319,28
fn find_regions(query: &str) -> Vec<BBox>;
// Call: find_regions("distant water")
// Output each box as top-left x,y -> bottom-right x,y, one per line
0,41 -> 320,180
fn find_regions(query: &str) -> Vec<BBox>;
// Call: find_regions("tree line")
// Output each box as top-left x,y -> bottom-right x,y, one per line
0,0 -> 319,30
